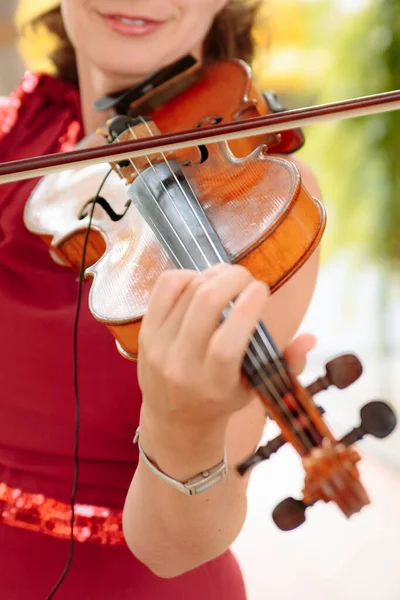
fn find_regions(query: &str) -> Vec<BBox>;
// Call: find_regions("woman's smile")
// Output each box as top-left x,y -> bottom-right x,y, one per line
97,11 -> 168,37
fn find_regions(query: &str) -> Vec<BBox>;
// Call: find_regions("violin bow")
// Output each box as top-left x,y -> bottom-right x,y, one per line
0,90 -> 399,184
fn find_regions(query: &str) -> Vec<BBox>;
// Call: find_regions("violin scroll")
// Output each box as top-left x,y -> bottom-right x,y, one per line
272,400 -> 396,531
237,353 -> 363,476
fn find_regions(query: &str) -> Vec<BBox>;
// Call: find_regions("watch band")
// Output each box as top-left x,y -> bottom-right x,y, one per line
133,428 -> 228,496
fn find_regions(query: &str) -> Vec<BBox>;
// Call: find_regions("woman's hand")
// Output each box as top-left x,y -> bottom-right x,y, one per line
124,263 -> 316,575
138,263 -> 315,434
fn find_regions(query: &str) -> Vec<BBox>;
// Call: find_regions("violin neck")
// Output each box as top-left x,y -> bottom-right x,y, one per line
127,158 -> 288,396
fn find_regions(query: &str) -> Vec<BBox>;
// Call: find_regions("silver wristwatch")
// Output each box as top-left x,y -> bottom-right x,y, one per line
134,428 -> 228,496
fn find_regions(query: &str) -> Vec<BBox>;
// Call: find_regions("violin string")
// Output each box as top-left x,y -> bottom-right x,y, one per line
134,122 -> 228,267
119,127 -> 321,449
135,119 -> 294,393
110,155 -> 314,449
133,119 -> 322,446
127,124 -> 214,269
115,130 -> 318,450
114,130 -> 289,396
114,153 -> 199,271
128,137 -> 326,447
134,121 -> 292,384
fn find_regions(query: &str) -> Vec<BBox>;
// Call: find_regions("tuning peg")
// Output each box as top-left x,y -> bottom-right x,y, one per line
237,435 -> 286,476
340,400 -> 397,446
237,405 -> 327,476
272,497 -> 312,531
306,353 -> 363,396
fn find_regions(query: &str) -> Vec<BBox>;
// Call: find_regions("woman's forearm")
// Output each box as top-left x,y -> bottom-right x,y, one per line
122,263 -> 316,578
122,411 -> 248,578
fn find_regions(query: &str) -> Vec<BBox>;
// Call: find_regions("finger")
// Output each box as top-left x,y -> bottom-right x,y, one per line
159,263 -> 231,334
143,264 -> 230,338
283,333 -> 316,376
143,269 -> 197,332
205,280 -> 270,374
174,265 -> 259,357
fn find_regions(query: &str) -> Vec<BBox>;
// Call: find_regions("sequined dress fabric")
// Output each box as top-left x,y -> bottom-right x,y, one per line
0,74 -> 246,599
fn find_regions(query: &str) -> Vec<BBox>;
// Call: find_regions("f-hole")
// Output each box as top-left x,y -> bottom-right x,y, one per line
183,116 -> 223,167
78,196 -> 132,222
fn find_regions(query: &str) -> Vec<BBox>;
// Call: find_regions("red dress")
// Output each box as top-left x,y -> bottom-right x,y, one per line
0,74 -> 246,599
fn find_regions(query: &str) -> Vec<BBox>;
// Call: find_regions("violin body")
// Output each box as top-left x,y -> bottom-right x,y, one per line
25,59 -> 325,359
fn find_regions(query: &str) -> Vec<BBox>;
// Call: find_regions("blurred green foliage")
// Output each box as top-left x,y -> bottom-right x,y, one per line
293,0 -> 400,267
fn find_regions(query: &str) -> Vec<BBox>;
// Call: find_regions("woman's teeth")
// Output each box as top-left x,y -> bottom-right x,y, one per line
115,18 -> 148,25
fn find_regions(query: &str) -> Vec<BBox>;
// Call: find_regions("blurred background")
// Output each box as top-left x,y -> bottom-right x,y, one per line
1,0 -> 399,598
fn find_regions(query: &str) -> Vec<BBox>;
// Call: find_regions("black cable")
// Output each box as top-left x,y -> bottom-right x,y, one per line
46,168 -> 114,599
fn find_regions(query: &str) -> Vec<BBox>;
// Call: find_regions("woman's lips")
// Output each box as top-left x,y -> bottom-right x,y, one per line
100,14 -> 166,37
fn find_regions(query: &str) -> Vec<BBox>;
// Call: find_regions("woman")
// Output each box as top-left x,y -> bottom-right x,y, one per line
0,1 -> 321,598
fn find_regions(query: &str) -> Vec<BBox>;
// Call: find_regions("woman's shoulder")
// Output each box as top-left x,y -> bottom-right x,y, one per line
1,73 -> 51,137
0,72 -> 81,154
0,73 -> 38,140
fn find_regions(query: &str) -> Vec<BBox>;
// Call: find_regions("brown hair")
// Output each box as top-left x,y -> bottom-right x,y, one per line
30,1 -> 262,86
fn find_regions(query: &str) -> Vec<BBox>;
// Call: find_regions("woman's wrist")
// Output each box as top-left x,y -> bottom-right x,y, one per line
138,405 -> 229,482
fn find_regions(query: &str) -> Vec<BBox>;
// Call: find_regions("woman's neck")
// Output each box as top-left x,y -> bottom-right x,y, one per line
76,47 -> 203,135
77,55 -> 144,135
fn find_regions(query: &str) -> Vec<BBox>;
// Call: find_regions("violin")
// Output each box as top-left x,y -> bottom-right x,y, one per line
2,57 -> 398,529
